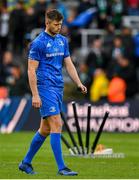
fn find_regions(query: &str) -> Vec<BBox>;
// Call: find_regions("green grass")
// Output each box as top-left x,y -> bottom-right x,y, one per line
0,132 -> 139,179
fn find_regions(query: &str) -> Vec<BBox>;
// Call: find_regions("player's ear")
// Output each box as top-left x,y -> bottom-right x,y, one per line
46,19 -> 52,26
45,19 -> 49,26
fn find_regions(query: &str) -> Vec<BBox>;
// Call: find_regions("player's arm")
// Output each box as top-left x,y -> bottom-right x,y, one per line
64,56 -> 87,94
28,60 -> 42,108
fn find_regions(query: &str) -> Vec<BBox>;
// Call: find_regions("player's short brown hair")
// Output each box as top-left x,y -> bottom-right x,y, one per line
45,9 -> 63,21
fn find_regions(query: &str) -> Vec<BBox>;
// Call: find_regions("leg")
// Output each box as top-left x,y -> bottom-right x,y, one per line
47,114 -> 78,176
19,118 -> 50,174
39,118 -> 51,136
47,114 -> 65,170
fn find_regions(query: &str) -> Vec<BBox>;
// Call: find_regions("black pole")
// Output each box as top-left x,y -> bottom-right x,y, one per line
61,134 -> 76,155
85,104 -> 91,154
60,112 -> 80,154
72,101 -> 85,155
91,111 -> 109,154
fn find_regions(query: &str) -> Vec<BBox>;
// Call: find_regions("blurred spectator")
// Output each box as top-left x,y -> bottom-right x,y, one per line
67,7 -> 77,23
85,37 -> 107,75
103,22 -> 115,60
96,0 -> 108,29
108,76 -> 126,103
0,0 -> 138,99
0,5 -> 10,53
0,51 -> 13,86
133,33 -> 139,66
107,55 -> 138,98
47,0 -> 68,22
79,63 -> 88,84
7,0 -> 17,11
0,52 -> 2,66
33,0 -> 47,28
110,0 -> 124,28
127,0 -> 139,15
0,86 -> 8,99
90,69 -> 109,102
121,26 -> 135,60
24,7 -> 36,40
9,0 -> 25,54
117,55 -> 138,97
85,37 -> 108,97
0,51 -> 28,96
0,51 -> 20,85
111,36 -> 124,60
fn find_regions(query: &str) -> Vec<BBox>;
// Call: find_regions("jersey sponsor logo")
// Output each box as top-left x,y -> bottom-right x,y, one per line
49,106 -> 56,112
46,52 -> 64,57
47,42 -> 52,47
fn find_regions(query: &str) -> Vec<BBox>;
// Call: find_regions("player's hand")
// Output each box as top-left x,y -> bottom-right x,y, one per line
32,95 -> 42,108
77,83 -> 87,94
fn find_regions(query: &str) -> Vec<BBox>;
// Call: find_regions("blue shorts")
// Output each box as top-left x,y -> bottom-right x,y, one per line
38,87 -> 63,118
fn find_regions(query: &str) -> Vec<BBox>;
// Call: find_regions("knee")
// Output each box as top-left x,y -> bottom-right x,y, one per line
49,116 -> 63,133
39,126 -> 50,137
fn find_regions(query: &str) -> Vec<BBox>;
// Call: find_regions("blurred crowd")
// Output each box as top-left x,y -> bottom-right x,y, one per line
0,0 -> 139,102
80,28 -> 139,102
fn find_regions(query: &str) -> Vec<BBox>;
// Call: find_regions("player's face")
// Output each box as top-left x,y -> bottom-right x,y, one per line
47,20 -> 63,35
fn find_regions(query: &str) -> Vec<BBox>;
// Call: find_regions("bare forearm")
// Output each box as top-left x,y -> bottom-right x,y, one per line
28,70 -> 39,97
66,62 -> 82,86
64,57 -> 87,94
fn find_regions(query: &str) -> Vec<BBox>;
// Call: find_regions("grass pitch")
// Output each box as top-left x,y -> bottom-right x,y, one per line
0,132 -> 139,179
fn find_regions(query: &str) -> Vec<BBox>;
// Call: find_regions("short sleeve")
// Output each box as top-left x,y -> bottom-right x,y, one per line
64,38 -> 70,59
28,41 -> 41,61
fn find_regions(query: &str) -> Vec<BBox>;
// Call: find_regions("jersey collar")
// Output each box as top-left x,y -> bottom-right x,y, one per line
44,31 -> 57,39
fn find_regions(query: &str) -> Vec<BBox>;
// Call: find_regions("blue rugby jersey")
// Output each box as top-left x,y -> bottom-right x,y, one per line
28,31 -> 70,89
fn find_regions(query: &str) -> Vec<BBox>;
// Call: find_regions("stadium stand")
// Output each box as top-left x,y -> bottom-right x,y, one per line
0,0 -> 139,102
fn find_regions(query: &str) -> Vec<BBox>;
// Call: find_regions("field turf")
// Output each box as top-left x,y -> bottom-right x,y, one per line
0,132 -> 139,179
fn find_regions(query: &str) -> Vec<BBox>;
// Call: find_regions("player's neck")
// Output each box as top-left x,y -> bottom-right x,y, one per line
45,29 -> 56,37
